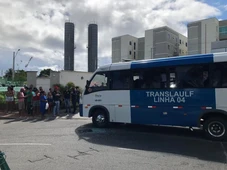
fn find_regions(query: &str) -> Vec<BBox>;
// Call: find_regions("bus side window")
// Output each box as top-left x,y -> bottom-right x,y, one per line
174,65 -> 209,88
143,68 -> 167,89
111,71 -> 131,90
211,62 -> 227,88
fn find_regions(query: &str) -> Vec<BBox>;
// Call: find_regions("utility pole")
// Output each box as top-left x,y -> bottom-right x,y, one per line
12,52 -> 15,81
12,49 -> 20,81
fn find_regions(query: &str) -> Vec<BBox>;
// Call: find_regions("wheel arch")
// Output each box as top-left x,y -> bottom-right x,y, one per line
198,109 -> 227,126
88,105 -> 110,121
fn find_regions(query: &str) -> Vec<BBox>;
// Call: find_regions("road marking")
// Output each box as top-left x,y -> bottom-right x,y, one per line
221,142 -> 227,163
118,148 -> 140,152
0,143 -> 51,146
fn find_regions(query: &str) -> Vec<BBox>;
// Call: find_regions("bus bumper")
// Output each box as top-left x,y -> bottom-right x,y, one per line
79,104 -> 83,117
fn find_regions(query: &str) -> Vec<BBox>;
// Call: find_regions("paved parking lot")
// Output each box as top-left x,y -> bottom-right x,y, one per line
0,118 -> 226,170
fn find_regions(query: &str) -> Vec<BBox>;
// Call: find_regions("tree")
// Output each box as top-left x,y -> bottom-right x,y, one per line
3,69 -> 26,83
15,70 -> 27,82
4,68 -> 13,80
66,82 -> 75,90
38,69 -> 52,77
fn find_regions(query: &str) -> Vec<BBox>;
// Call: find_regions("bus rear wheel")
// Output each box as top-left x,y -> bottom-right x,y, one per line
203,117 -> 227,141
92,109 -> 109,128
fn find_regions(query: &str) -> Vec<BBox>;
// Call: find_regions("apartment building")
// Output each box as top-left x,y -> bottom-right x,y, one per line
112,26 -> 188,63
211,20 -> 227,53
144,26 -> 187,59
112,35 -> 138,63
187,18 -> 219,55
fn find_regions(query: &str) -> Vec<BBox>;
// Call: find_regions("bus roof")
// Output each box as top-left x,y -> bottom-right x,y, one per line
96,52 -> 227,72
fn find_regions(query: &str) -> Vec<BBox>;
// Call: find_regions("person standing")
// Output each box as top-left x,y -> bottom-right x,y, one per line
47,91 -> 53,114
40,91 -> 47,119
71,86 -> 80,114
52,86 -> 61,117
5,86 -> 14,113
64,87 -> 71,114
75,87 -> 80,112
17,88 -> 25,117
25,87 -> 33,116
23,86 -> 28,111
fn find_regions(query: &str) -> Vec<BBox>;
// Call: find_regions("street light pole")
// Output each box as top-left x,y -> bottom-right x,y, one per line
12,49 -> 20,81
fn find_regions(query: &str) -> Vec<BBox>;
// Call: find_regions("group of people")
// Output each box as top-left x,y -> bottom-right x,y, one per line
5,85 -> 81,119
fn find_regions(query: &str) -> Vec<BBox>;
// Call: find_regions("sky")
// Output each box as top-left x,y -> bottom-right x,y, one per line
0,0 -> 227,75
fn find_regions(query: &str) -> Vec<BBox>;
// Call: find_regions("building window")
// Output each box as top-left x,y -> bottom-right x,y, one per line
185,42 -> 187,47
134,42 -> 136,50
129,41 -> 132,45
179,49 -> 181,54
168,34 -> 170,39
134,52 -> 136,59
219,26 -> 227,35
129,51 -> 131,55
180,39 -> 181,44
168,45 -> 170,50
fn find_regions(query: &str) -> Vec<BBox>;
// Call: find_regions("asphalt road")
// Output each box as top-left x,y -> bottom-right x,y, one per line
0,117 -> 227,170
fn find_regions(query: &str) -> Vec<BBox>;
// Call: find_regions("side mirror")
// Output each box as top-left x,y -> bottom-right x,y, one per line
85,80 -> 89,88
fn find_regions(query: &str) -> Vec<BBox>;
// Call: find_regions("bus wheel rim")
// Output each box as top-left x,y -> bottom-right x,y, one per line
96,114 -> 105,124
208,121 -> 225,138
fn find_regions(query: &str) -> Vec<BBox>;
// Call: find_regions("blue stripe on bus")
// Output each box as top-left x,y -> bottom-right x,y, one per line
130,89 -> 216,127
131,54 -> 214,69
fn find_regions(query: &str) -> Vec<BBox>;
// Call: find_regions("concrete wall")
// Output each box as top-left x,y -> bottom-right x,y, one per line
112,37 -> 121,63
188,18 -> 219,55
211,40 -> 227,53
145,29 -> 154,59
49,71 -> 60,88
201,18 -> 219,54
179,34 -> 188,55
138,37 -> 145,60
59,71 -> 93,89
120,35 -> 138,61
36,78 -> 50,92
27,71 -> 37,87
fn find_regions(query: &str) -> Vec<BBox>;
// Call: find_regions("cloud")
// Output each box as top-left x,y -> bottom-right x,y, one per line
224,5 -> 227,10
0,0 -> 222,73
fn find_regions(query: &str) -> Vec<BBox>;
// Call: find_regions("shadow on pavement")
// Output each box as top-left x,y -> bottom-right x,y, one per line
1,111 -> 79,124
75,123 -> 227,164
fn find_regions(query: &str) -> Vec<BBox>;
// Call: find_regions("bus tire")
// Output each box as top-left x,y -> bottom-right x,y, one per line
203,117 -> 227,141
92,109 -> 109,128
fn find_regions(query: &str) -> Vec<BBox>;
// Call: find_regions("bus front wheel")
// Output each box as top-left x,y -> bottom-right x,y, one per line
203,117 -> 227,141
92,109 -> 109,128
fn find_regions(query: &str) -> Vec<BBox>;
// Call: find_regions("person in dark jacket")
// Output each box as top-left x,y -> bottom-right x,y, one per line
71,86 -> 80,114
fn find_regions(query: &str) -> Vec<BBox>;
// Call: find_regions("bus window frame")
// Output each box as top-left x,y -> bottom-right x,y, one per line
110,70 -> 132,90
84,71 -> 110,94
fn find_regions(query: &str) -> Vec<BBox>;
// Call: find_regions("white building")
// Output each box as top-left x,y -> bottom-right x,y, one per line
144,26 -> 187,59
112,26 -> 188,63
112,35 -> 138,63
27,70 -> 93,91
187,17 -> 219,55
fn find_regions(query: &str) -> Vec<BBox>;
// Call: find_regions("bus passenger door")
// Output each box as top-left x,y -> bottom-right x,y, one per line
111,70 -> 131,123
113,91 -> 131,123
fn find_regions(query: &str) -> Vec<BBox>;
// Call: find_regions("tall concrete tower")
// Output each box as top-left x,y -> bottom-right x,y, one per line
88,23 -> 98,72
64,22 -> 75,71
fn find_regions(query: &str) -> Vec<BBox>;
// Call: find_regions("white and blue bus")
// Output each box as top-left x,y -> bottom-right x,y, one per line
80,52 -> 227,140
